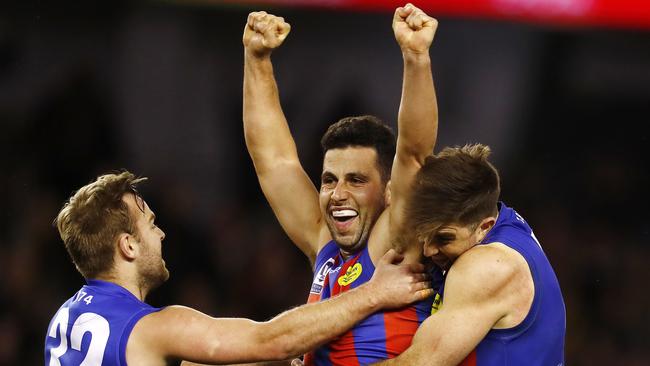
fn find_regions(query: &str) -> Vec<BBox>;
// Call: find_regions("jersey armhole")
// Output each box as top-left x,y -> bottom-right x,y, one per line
485,239 -> 541,341
118,306 -> 163,366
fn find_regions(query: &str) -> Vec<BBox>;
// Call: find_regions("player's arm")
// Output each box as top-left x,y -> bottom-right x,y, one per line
373,245 -> 529,366
196,359 -> 293,366
243,11 -> 325,263
388,4 -> 439,256
130,250 -> 433,364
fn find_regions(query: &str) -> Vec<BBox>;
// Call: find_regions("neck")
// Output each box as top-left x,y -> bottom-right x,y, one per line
95,273 -> 149,301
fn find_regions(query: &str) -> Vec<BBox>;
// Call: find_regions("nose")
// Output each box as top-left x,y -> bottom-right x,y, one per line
158,228 -> 166,241
331,181 -> 349,202
423,243 -> 439,258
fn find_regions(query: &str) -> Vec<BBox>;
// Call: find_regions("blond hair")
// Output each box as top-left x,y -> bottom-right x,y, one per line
55,171 -> 147,278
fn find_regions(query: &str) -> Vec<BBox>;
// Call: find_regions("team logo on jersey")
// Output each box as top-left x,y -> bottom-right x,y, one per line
337,263 -> 362,286
310,258 -> 335,294
431,292 -> 442,314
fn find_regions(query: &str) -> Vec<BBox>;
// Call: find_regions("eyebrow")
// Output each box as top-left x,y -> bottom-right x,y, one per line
346,172 -> 368,180
149,212 -> 156,222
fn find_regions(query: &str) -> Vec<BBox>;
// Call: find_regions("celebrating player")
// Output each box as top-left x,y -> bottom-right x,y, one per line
373,144 -> 566,365
44,171 -> 432,365
243,3 -> 439,364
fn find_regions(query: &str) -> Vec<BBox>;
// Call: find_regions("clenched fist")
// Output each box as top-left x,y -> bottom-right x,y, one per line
243,11 -> 291,57
393,3 -> 438,54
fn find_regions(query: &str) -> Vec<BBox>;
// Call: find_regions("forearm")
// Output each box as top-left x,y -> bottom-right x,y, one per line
243,52 -> 299,171
260,284 -> 379,359
397,51 -> 438,161
218,361 -> 292,366
389,52 -> 438,255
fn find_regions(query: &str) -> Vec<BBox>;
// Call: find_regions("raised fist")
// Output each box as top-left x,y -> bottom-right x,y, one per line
393,3 -> 438,54
243,11 -> 291,57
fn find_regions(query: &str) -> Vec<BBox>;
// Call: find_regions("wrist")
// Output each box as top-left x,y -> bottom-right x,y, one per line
402,50 -> 431,65
357,281 -> 382,312
244,48 -> 273,61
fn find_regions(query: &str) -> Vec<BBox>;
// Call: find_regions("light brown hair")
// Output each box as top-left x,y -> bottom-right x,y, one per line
406,144 -> 500,244
55,171 -> 147,279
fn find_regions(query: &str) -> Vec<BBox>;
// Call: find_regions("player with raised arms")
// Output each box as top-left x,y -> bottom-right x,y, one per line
243,3 -> 439,365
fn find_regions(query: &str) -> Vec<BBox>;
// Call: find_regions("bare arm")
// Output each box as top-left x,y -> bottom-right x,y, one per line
180,354 -> 294,365
388,4 -> 439,257
129,250 -> 433,365
243,12 -> 325,263
374,245 -> 533,366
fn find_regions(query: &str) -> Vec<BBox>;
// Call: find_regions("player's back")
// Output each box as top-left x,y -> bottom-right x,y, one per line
44,279 -> 160,366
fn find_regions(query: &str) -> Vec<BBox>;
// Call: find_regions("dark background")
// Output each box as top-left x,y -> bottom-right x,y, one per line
1,1 -> 648,365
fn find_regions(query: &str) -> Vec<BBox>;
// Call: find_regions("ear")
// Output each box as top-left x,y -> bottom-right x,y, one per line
478,216 -> 496,232
384,180 -> 392,206
117,233 -> 138,261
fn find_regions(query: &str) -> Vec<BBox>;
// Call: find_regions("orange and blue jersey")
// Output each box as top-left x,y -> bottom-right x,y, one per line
438,202 -> 566,366
304,241 -> 433,366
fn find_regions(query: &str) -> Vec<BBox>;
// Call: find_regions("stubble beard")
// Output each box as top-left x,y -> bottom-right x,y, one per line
138,257 -> 170,293
329,220 -> 369,257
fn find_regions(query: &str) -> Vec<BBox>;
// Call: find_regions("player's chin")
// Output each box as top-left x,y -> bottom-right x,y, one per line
333,232 -> 365,251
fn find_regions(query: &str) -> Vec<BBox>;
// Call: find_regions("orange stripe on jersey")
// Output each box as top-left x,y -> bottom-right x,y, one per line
458,349 -> 477,366
383,306 -> 419,357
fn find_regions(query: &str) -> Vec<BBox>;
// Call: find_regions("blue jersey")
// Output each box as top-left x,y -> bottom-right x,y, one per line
439,202 -> 566,366
305,241 -> 433,366
44,279 -> 161,365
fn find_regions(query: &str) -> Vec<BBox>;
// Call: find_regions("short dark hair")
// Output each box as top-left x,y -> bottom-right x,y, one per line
320,115 -> 396,183
55,171 -> 146,279
407,144 -> 500,243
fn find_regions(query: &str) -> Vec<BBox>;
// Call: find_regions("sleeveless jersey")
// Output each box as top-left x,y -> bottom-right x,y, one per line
437,202 -> 566,366
44,279 -> 161,365
304,241 -> 433,366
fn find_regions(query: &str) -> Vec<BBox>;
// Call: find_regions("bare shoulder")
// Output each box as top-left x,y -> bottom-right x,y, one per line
128,306 -> 193,351
447,243 -> 531,301
447,243 -> 534,328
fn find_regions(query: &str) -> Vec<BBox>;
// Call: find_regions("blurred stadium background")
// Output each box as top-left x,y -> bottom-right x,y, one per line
1,0 -> 649,364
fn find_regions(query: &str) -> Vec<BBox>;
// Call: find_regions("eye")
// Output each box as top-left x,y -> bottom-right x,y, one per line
433,233 -> 455,245
321,175 -> 337,187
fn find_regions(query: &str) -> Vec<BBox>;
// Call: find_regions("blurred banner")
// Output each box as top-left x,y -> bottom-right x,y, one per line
213,0 -> 650,29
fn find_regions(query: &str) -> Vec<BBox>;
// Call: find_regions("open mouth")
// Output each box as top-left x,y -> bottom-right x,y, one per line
330,209 -> 359,233
331,209 -> 358,222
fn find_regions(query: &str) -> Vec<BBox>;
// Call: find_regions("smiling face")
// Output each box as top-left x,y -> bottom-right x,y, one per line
125,193 -> 169,290
319,147 -> 387,257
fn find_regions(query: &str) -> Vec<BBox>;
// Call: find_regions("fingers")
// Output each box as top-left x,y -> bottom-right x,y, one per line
247,11 -> 291,38
417,287 -> 435,301
395,3 -> 414,20
408,261 -> 426,273
394,3 -> 437,31
411,272 -> 430,283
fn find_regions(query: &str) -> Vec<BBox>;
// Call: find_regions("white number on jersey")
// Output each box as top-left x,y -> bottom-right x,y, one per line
48,308 -> 110,366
